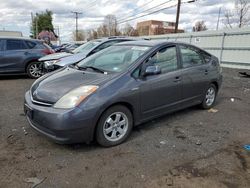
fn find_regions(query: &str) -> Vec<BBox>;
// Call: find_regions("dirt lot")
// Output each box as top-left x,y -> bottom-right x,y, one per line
0,68 -> 250,188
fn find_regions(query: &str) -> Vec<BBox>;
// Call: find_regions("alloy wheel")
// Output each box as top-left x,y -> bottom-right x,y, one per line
205,87 -> 216,106
103,112 -> 129,142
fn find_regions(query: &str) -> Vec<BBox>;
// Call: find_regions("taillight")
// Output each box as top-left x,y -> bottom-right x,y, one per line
42,48 -> 55,55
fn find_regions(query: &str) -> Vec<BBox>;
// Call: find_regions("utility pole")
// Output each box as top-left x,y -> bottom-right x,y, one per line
175,0 -> 181,33
175,0 -> 196,33
71,11 -> 82,41
31,12 -> 38,39
216,7 -> 221,30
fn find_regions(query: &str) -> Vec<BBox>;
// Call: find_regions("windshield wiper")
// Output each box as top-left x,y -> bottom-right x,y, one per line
77,65 -> 108,74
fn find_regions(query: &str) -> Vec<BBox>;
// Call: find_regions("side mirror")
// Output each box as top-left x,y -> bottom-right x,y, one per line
143,65 -> 161,77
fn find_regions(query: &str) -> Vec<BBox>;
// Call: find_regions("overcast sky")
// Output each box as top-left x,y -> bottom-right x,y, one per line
0,0 -> 243,42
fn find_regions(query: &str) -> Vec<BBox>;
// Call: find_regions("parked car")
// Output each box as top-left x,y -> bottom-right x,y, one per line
24,40 -> 222,147
40,37 -> 144,74
39,39 -> 101,65
0,37 -> 54,78
54,42 -> 85,53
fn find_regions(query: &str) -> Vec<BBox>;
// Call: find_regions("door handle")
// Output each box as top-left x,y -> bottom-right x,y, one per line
174,76 -> 182,82
204,69 -> 208,75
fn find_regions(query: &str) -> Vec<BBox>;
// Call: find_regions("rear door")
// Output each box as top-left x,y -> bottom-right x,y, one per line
178,44 -> 211,106
0,39 -> 29,73
138,45 -> 182,120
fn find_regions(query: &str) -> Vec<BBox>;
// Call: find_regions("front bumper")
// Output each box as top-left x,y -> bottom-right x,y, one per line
39,61 -> 62,74
24,91 -> 96,144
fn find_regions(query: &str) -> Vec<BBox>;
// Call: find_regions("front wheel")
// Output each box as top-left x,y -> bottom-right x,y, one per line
201,84 -> 217,109
26,62 -> 42,79
96,105 -> 133,147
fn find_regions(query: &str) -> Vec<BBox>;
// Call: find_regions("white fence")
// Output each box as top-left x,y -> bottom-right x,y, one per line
146,27 -> 250,70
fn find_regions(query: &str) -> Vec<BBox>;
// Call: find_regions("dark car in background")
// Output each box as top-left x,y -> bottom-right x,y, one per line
24,40 -> 222,147
0,37 -> 54,78
40,37 -> 145,74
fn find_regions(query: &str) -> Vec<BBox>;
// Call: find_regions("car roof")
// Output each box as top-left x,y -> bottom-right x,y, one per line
0,36 -> 42,42
95,36 -> 146,42
114,40 -> 204,49
114,40 -> 170,47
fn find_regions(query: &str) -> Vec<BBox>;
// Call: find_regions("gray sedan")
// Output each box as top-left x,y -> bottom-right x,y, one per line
24,40 -> 222,147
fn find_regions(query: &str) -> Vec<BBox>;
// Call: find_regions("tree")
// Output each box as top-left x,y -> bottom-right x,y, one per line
97,24 -> 109,38
72,30 -> 86,41
192,21 -> 207,32
224,0 -> 250,28
121,23 -> 134,36
31,10 -> 55,39
103,14 -> 118,36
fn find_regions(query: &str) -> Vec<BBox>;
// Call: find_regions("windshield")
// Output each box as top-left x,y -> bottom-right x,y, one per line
77,45 -> 150,73
72,41 -> 101,54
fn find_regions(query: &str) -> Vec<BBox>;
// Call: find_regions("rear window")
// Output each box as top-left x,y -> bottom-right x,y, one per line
33,42 -> 50,50
6,39 -> 27,50
25,41 -> 37,49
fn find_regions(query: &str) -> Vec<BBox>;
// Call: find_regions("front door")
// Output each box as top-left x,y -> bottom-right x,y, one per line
138,45 -> 182,120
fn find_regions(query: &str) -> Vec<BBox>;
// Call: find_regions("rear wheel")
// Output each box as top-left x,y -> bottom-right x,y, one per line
26,62 -> 42,79
201,84 -> 217,109
96,105 -> 133,147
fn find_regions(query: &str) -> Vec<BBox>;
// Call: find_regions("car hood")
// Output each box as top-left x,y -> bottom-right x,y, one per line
31,67 -> 113,103
39,52 -> 72,61
54,52 -> 87,67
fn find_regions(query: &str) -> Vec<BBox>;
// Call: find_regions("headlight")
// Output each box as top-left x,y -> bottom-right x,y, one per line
44,60 -> 60,69
54,85 -> 99,109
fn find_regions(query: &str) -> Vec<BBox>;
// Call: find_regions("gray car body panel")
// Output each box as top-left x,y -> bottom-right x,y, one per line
38,52 -> 72,61
53,52 -> 88,67
24,41 -> 222,144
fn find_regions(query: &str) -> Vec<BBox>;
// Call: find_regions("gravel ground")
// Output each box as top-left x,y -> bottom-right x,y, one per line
0,68 -> 250,188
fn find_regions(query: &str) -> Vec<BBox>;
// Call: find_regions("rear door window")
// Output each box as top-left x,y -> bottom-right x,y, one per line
180,45 -> 204,68
6,40 -> 27,50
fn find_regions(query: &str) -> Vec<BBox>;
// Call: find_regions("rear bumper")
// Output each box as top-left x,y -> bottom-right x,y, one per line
24,91 -> 96,144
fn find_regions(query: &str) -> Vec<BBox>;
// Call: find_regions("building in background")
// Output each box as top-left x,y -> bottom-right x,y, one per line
136,20 -> 184,36
0,30 -> 23,37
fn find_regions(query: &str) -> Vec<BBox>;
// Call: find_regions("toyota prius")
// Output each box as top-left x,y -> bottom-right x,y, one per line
24,40 -> 222,147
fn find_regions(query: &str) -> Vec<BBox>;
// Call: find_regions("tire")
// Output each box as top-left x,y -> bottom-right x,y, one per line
26,62 -> 42,79
96,105 -> 133,147
201,84 -> 217,109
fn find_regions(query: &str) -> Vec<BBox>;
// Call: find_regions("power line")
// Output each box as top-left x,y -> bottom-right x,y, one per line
117,0 -> 197,25
117,0 -> 173,23
118,3 -> 176,24
117,0 -> 156,21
